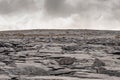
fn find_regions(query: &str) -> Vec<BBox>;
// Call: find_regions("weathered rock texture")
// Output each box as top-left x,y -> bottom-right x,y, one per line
0,30 -> 119,80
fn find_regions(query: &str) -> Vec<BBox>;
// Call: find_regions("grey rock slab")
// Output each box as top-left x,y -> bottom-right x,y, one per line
57,57 -> 76,65
48,65 -> 64,70
7,66 -> 49,76
97,67 -> 120,77
49,68 -> 75,76
92,58 -> 106,68
0,48 -> 5,53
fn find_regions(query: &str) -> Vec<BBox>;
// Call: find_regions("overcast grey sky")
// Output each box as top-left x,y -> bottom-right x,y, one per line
0,0 -> 120,30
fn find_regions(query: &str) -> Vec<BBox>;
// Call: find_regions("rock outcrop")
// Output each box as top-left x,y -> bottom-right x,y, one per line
0,30 -> 120,80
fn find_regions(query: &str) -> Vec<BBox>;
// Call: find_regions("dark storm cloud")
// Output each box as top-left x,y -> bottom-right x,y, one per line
44,0 -> 120,20
0,0 -> 37,14
44,0 -> 105,17
0,0 -> 119,19
44,0 -> 74,17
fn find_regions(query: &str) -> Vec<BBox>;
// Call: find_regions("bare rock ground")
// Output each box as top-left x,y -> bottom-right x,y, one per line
0,30 -> 119,80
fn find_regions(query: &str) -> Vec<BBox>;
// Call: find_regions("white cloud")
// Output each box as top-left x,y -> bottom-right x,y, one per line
0,0 -> 120,31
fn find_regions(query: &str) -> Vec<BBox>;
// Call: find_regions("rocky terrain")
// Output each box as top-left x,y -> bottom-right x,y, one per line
0,30 -> 119,80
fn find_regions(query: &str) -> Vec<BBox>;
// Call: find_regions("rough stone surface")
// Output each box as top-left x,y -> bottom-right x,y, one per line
92,58 -> 106,68
0,30 -> 120,80
57,57 -> 76,65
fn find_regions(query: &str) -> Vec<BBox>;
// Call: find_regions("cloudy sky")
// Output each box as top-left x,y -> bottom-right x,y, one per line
0,0 -> 120,31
